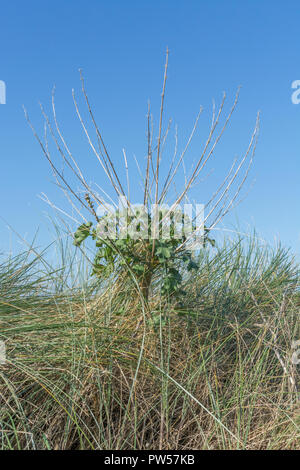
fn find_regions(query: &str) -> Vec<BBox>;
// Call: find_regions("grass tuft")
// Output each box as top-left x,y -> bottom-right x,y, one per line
0,234 -> 299,450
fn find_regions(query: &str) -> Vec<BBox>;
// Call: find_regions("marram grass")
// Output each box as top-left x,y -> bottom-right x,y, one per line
0,235 -> 299,450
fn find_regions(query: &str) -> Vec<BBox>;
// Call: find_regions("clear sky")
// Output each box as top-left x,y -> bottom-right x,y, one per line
1,0 -> 300,257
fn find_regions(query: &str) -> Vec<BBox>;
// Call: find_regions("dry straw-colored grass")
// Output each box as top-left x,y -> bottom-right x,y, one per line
0,238 -> 299,450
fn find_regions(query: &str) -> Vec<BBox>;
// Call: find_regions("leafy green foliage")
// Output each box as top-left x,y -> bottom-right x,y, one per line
73,210 -> 215,300
73,222 -> 93,247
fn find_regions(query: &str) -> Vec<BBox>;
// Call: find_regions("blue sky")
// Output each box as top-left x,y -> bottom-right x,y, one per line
1,0 -> 300,257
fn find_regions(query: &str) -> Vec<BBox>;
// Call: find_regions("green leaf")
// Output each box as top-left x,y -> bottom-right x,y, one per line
156,246 -> 171,259
91,263 -> 106,276
73,222 -> 93,247
187,260 -> 198,271
132,264 -> 146,274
